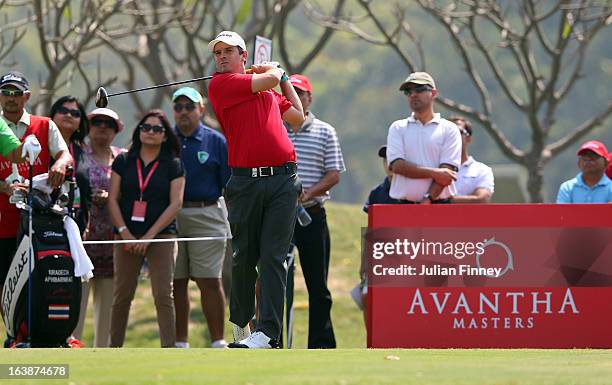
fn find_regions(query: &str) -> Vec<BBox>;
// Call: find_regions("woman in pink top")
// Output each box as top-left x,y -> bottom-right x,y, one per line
72,108 -> 125,347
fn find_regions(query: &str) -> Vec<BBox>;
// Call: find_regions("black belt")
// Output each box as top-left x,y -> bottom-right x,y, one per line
305,203 -> 323,214
231,162 -> 297,178
183,200 -> 218,208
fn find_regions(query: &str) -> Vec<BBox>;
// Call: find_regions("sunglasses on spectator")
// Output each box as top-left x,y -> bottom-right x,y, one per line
57,106 -> 82,118
173,102 -> 196,113
0,89 -> 26,97
579,153 -> 603,162
402,85 -> 433,96
91,118 -> 118,130
139,123 -> 165,134
459,128 -> 471,137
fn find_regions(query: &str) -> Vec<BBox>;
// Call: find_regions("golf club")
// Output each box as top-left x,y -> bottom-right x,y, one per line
95,75 -> 213,108
26,159 -> 34,347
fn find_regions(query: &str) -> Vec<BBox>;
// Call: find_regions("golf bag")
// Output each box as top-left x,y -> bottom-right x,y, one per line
1,189 -> 81,347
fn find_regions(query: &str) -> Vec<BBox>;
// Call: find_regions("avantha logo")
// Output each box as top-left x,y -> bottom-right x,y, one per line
407,288 -> 579,329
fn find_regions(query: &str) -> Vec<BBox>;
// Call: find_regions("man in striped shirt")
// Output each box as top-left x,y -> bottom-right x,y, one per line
286,74 -> 345,348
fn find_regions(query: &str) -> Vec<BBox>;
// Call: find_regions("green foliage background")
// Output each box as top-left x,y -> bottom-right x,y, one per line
2,2 -> 611,203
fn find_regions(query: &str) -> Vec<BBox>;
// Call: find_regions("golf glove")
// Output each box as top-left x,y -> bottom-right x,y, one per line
259,61 -> 287,81
21,134 -> 41,165
261,61 -> 280,68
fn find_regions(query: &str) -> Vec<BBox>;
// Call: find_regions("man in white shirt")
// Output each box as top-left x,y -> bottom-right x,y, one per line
448,116 -> 494,203
386,72 -> 461,204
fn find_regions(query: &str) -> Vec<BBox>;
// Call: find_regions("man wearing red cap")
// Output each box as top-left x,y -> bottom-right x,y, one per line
556,140 -> 612,203
286,74 -> 345,348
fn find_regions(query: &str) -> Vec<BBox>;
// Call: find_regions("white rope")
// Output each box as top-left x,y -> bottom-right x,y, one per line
82,236 -> 231,245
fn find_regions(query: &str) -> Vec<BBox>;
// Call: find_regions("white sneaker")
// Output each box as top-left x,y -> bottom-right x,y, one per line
175,341 -> 190,348
228,331 -> 277,349
211,339 -> 228,348
232,323 -> 251,342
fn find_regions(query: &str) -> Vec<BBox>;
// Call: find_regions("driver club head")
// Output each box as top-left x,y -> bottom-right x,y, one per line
95,87 -> 109,108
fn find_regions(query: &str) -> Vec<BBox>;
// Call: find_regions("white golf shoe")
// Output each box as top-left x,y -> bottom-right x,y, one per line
228,331 -> 278,349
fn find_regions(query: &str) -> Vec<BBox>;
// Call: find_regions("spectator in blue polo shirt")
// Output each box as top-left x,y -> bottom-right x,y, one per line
171,87 -> 231,348
556,140 -> 612,203
363,145 -> 400,213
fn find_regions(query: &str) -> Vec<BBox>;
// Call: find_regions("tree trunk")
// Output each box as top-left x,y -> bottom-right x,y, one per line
525,159 -> 545,203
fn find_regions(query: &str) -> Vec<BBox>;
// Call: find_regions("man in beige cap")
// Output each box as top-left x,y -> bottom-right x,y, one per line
386,71 -> 461,204
207,31 -> 304,348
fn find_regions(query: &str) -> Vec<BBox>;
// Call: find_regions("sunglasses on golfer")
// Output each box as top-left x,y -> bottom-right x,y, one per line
402,84 -> 433,96
91,118 -> 118,130
0,89 -> 26,97
57,106 -> 82,118
173,102 -> 196,113
139,123 -> 165,134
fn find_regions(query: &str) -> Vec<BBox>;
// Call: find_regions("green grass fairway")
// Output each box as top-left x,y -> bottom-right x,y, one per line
2,203 -> 611,384
1,349 -> 611,384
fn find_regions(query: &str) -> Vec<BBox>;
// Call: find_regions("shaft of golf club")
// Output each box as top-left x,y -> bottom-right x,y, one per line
27,163 -> 33,344
108,76 -> 213,97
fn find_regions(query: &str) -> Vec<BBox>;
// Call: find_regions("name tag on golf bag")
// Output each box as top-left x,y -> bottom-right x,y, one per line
1,211 -> 81,347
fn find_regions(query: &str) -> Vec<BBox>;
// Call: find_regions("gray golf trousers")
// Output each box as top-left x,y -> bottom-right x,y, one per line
226,171 -> 300,340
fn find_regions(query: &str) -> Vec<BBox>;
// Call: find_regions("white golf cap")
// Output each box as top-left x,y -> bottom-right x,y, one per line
88,107 -> 124,132
208,31 -> 247,52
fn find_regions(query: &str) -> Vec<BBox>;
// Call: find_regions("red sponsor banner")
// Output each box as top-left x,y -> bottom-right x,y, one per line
367,204 -> 612,348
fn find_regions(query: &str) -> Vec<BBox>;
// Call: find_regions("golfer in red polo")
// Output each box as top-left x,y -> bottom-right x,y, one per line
207,31 -> 304,348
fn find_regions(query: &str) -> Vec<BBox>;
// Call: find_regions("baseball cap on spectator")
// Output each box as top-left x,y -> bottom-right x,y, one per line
208,31 -> 246,52
172,87 -> 203,106
577,140 -> 608,159
0,71 -> 30,91
88,108 -> 124,132
399,72 -> 436,91
606,154 -> 612,179
378,145 -> 387,159
289,74 -> 313,93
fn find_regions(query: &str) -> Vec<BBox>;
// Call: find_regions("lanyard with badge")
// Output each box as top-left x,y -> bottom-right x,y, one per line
132,158 -> 159,222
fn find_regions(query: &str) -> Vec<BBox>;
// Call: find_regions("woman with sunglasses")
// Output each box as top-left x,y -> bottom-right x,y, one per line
50,97 -> 91,349
49,96 -> 89,232
108,109 -> 184,347
70,108 -> 125,348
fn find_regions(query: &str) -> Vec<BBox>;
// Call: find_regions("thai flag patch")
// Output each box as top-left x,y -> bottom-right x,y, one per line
48,305 -> 70,320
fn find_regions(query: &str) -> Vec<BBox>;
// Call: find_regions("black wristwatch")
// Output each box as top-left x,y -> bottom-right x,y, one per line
423,193 -> 433,202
